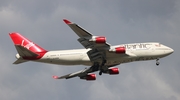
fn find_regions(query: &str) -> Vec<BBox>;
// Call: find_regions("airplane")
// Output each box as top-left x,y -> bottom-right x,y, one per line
9,19 -> 174,81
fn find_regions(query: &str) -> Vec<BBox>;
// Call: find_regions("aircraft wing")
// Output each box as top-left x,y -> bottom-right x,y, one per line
53,64 -> 119,80
63,19 -> 111,62
63,19 -> 110,49
53,68 -> 89,79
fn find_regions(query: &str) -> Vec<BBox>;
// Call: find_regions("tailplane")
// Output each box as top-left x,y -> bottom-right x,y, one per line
9,32 -> 48,64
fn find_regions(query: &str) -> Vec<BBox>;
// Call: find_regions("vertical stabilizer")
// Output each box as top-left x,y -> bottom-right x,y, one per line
9,32 -> 47,60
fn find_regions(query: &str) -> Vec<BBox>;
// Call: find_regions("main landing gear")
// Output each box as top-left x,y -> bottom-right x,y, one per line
92,61 -> 105,76
99,59 -> 106,75
156,59 -> 160,66
99,71 -> 103,75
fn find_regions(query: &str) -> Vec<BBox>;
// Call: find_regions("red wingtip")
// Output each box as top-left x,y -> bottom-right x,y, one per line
53,76 -> 59,79
63,19 -> 72,24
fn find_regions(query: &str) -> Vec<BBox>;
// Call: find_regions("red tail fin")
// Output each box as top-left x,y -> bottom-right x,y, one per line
9,32 -> 47,60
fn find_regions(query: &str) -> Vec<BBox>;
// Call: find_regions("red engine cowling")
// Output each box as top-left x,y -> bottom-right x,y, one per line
80,73 -> 96,81
115,47 -> 126,53
95,36 -> 106,43
90,36 -> 106,44
108,67 -> 119,75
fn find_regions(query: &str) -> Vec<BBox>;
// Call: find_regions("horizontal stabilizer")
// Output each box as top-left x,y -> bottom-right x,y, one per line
13,59 -> 28,64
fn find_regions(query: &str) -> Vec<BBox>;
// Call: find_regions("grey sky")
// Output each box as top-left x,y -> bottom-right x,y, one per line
0,0 -> 180,100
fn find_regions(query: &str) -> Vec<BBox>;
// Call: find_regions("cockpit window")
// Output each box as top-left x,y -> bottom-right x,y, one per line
155,43 -> 161,47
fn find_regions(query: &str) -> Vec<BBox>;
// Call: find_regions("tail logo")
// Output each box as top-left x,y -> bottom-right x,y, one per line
21,40 -> 35,50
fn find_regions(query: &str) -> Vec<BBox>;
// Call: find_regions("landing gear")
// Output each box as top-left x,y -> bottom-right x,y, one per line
156,62 -> 160,66
91,53 -> 107,76
99,71 -> 102,75
99,59 -> 107,76
92,60 -> 105,76
92,62 -> 99,71
156,59 -> 160,66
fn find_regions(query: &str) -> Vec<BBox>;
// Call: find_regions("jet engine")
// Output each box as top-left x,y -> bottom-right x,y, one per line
104,67 -> 119,75
110,47 -> 126,54
89,36 -> 106,44
80,73 -> 96,81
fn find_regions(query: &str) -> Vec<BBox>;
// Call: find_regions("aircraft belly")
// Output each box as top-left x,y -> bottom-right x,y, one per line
133,48 -> 171,58
36,58 -> 91,65
37,52 -> 91,66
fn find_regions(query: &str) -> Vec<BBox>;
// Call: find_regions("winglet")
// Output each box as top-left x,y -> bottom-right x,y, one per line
53,75 -> 59,79
63,19 -> 72,24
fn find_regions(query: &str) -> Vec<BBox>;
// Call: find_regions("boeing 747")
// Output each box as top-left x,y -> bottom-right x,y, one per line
9,19 -> 174,81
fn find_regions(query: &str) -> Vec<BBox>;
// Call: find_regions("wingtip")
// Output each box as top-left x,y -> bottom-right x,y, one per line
63,19 -> 72,24
52,75 -> 59,79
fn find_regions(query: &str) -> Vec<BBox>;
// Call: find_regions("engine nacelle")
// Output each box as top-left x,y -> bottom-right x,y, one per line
109,67 -> 119,75
110,47 -> 126,54
80,73 -> 96,81
89,36 -> 106,44
103,67 -> 119,75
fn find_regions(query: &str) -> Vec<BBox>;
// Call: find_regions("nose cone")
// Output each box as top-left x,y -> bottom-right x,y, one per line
170,48 -> 174,53
165,47 -> 174,55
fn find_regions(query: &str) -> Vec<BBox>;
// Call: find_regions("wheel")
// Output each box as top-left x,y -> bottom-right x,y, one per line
99,71 -> 102,75
156,58 -> 160,66
156,62 -> 160,66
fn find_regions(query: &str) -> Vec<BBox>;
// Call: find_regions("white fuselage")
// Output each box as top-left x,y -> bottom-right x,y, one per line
26,42 -> 173,66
